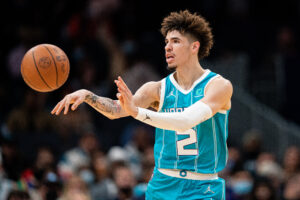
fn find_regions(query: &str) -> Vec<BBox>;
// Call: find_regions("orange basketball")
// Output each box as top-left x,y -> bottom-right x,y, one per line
21,44 -> 70,92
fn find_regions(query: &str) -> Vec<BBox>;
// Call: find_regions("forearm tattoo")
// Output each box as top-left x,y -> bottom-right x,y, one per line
85,93 -> 121,116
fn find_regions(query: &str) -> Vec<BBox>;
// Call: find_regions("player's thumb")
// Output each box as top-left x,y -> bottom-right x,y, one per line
117,93 -> 124,104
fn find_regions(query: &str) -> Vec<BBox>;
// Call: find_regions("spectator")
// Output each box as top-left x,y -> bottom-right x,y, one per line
242,129 -> 263,173
123,124 -> 153,179
1,138 -> 24,181
282,146 -> 300,181
59,175 -> 91,200
90,152 -> 117,200
0,147 -> 16,200
255,152 -> 283,191
112,165 -> 137,200
228,170 -> 254,200
58,130 -> 100,180
219,146 -> 243,179
7,190 -> 31,200
250,179 -> 277,200
283,173 -> 300,200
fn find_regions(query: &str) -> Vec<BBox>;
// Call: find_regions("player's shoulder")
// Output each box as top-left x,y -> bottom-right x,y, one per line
141,80 -> 162,90
206,75 -> 233,93
214,76 -> 232,87
137,80 -> 162,99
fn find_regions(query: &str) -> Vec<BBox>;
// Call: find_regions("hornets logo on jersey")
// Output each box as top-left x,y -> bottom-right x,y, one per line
155,69 -> 229,173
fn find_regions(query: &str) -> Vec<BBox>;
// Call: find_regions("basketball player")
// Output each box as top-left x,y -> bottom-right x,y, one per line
52,10 -> 232,199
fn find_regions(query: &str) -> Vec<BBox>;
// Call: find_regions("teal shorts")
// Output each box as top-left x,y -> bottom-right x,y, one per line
146,168 -> 225,200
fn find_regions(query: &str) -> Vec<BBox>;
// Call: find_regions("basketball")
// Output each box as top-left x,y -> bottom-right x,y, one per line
21,44 -> 70,92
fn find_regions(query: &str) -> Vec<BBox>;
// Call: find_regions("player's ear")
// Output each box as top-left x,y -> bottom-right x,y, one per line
191,41 -> 200,53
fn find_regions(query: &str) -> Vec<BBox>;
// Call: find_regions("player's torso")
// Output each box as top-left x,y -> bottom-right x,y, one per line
154,69 -> 229,174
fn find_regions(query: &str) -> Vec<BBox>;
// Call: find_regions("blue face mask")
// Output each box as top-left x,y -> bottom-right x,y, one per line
80,170 -> 95,185
232,181 -> 253,195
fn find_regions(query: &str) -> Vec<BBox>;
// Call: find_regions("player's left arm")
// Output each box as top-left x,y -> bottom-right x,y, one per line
116,76 -> 233,132
200,76 -> 233,115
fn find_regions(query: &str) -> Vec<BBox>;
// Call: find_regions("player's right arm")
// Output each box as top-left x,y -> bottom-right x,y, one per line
51,81 -> 161,120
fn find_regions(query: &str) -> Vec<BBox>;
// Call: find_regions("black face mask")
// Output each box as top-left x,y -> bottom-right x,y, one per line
119,187 -> 132,198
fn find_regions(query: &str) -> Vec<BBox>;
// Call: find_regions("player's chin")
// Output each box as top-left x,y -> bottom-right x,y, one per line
167,64 -> 177,71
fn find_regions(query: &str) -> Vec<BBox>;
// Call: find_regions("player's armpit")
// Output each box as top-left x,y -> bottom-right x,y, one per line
201,77 -> 233,115
132,81 -> 161,111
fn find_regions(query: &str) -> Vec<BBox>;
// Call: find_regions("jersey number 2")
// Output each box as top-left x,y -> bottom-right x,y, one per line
176,129 -> 198,156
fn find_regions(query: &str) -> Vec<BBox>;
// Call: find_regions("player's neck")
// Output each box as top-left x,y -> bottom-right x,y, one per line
174,61 -> 205,90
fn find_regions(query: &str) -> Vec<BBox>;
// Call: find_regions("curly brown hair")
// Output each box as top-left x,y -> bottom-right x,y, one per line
161,10 -> 214,59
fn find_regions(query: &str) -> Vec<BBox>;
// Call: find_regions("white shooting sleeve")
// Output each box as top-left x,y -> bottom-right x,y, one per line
135,101 -> 213,132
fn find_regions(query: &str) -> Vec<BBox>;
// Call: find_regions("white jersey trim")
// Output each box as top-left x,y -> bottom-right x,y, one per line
212,118 -> 218,173
158,78 -> 166,112
170,69 -> 211,94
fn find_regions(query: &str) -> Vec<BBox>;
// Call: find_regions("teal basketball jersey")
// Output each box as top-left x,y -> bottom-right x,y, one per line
154,69 -> 229,174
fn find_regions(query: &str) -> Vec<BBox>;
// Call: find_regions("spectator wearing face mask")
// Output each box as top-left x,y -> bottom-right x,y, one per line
229,170 -> 254,200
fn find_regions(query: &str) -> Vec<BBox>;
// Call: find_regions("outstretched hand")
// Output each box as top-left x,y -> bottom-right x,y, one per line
51,89 -> 90,115
114,76 -> 138,118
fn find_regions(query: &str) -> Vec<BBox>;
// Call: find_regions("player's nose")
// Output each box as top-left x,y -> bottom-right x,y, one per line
165,43 -> 172,52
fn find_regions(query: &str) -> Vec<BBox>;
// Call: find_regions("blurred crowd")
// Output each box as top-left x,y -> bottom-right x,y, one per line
1,125 -> 300,200
0,0 -> 300,200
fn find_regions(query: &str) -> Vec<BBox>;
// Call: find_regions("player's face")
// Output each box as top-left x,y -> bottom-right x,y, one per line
165,30 -> 193,69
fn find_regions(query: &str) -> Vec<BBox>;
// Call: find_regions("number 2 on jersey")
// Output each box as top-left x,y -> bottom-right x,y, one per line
176,129 -> 198,156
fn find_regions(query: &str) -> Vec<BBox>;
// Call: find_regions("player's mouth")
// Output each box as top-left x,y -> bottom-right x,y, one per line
166,54 -> 175,63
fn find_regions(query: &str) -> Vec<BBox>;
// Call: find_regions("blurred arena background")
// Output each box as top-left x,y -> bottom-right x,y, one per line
0,0 -> 300,200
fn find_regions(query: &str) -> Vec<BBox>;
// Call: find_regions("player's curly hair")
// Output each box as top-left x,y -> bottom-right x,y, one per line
161,10 -> 214,59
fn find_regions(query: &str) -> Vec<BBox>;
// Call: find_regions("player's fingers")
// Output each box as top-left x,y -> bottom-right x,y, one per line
117,81 -> 133,100
115,80 -> 130,98
116,93 -> 124,106
63,97 -> 71,115
54,98 -> 66,115
116,93 -> 122,101
115,79 -> 125,90
51,102 -> 61,114
71,97 -> 83,111
117,83 -> 128,95
118,87 -> 130,101
118,76 -> 132,94
115,80 -> 128,96
118,76 -> 130,93
114,80 -> 118,87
